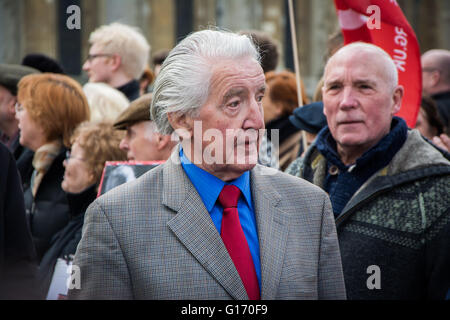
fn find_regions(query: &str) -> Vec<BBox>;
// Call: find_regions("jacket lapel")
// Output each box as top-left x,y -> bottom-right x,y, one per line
251,166 -> 289,299
163,151 -> 248,300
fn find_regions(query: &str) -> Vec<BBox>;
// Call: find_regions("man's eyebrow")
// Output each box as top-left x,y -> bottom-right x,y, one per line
257,85 -> 266,94
354,79 -> 377,87
324,79 -> 342,88
324,79 -> 377,87
223,87 -> 247,101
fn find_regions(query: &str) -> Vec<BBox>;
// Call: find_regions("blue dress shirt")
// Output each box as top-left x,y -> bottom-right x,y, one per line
179,148 -> 262,290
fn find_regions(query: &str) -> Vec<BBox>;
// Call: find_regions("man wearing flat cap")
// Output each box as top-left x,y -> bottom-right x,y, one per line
0,64 -> 40,161
114,93 -> 177,161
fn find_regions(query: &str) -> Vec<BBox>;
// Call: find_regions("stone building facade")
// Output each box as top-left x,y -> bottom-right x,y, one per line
1,0 -> 449,98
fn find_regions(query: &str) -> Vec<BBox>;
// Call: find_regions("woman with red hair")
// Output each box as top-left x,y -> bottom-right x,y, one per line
15,73 -> 90,263
262,70 -> 309,170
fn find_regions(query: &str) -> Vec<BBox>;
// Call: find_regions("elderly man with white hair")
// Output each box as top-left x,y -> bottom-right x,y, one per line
289,42 -> 450,299
69,29 -> 346,300
83,22 -> 150,101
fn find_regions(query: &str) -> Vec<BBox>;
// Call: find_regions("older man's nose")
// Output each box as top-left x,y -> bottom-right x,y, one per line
119,138 -> 129,151
243,98 -> 265,130
339,87 -> 358,109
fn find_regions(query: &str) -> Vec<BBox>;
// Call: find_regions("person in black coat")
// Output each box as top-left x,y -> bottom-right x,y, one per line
15,73 -> 90,263
37,121 -> 126,299
0,142 -> 38,299
0,64 -> 40,170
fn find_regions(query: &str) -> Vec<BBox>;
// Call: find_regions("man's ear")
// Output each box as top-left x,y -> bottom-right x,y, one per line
167,112 -> 194,138
430,70 -> 441,87
391,85 -> 404,115
110,54 -> 122,72
7,97 -> 17,115
156,134 -> 172,151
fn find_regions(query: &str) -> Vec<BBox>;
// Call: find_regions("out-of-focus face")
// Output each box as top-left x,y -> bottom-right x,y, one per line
83,42 -> 114,83
119,121 -> 161,161
15,103 -> 47,151
415,108 -> 437,140
0,85 -> 16,129
62,140 -> 95,193
421,54 -> 439,96
322,47 -> 403,164
177,57 -> 266,181
261,83 -> 283,124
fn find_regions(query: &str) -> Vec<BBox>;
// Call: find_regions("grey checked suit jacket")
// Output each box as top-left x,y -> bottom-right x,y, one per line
69,150 -> 346,300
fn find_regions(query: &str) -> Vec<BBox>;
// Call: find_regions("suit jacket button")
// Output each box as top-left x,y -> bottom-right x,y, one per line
329,165 -> 339,175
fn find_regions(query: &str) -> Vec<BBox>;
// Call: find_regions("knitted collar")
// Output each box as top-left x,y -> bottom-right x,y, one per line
315,117 -> 408,172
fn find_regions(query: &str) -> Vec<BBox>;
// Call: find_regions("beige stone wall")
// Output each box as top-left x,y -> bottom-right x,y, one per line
23,0 -> 57,59
0,0 -> 23,63
147,0 -> 175,55
194,0 -> 217,30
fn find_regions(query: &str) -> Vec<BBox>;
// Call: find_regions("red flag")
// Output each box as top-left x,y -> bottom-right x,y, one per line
333,0 -> 422,127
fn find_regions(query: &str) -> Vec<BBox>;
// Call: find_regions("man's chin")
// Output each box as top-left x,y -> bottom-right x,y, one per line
209,163 -> 257,182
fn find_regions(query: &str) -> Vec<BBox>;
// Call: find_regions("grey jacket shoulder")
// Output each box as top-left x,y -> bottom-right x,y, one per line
252,164 -> 329,196
388,129 -> 450,175
91,164 -> 165,211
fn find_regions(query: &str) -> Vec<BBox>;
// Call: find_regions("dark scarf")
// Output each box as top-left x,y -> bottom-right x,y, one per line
315,116 -> 408,217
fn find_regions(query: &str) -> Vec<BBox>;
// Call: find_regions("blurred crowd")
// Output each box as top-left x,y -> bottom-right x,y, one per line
0,22 -> 449,300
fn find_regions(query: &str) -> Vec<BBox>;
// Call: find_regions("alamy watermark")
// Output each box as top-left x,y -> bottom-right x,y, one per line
366,265 -> 381,290
168,121 -> 280,174
66,5 -> 81,30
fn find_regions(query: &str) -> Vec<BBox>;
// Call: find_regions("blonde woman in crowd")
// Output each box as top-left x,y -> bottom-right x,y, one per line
262,70 -> 309,171
83,82 -> 129,123
15,73 -> 90,262
37,121 -> 126,299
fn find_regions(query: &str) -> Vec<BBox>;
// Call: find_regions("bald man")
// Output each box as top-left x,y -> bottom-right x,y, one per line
421,49 -> 450,130
289,42 -> 450,299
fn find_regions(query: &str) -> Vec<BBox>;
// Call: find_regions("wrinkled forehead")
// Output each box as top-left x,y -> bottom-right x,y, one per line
325,48 -> 393,83
421,53 -> 439,69
209,57 -> 265,91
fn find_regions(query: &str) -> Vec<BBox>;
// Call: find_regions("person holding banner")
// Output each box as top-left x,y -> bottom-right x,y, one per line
291,42 -> 450,300
69,29 -> 346,300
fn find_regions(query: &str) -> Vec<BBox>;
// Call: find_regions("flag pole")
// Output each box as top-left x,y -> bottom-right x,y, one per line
287,0 -> 308,153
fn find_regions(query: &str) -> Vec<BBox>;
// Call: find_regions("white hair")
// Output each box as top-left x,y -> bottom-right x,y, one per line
151,29 -> 261,135
83,82 -> 130,123
325,42 -> 399,91
89,22 -> 150,79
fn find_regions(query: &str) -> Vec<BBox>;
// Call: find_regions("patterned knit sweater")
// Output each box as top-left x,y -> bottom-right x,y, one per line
287,129 -> 450,299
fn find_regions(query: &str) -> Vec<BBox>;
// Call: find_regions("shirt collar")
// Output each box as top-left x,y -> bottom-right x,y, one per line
180,148 -> 253,212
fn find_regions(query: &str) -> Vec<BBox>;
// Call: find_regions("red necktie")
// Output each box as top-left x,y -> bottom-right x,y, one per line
218,185 -> 260,300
